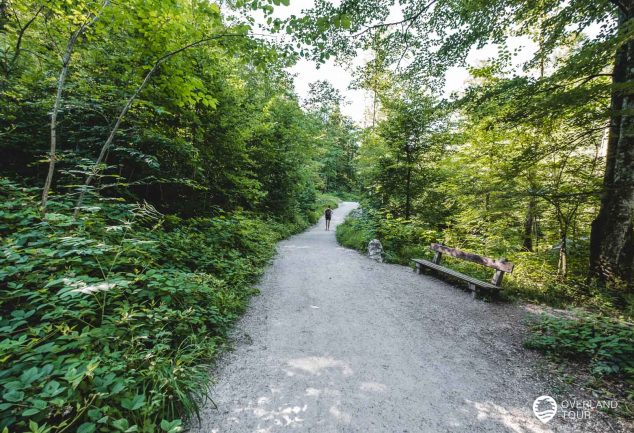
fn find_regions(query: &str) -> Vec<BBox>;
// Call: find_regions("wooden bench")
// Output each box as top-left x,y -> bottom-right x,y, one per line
412,243 -> 514,298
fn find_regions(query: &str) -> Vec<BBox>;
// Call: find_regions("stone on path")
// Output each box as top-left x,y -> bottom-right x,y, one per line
367,238 -> 384,262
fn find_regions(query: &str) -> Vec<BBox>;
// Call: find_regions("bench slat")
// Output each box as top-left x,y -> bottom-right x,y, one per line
412,259 -> 500,291
430,243 -> 514,273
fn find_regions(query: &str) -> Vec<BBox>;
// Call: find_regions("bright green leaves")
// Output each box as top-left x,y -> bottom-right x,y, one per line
3,389 -> 25,403
121,394 -> 145,411
20,399 -> 47,417
27,420 -> 51,433
0,178 -> 327,432
209,3 -> 221,16
112,418 -> 133,432
41,381 -> 65,398
0,1 -> 360,430
77,422 -> 97,433
331,14 -> 351,30
526,314 -> 634,379
160,419 -> 183,433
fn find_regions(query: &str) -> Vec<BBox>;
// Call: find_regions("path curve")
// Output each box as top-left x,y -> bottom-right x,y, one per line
191,202 -> 616,433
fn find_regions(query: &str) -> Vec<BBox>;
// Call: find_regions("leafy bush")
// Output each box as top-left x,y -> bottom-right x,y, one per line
329,191 -> 358,202
336,208 -> 376,252
336,208 -> 436,263
0,179 -> 304,432
525,314 -> 634,385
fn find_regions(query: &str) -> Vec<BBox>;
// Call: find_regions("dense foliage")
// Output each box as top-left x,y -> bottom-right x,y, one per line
525,314 -> 634,378
0,180 -> 338,432
0,1 -> 354,431
3,0 -> 633,429
305,0 -> 634,312
292,0 -> 634,291
1,181 -> 267,432
320,0 -> 633,399
525,314 -> 634,405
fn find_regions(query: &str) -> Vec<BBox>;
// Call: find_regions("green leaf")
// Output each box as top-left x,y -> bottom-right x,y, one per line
77,423 -> 96,433
121,394 -> 145,411
42,380 -> 66,397
160,419 -> 182,433
20,367 -> 41,385
110,381 -> 125,395
22,407 -> 41,417
341,15 -> 351,29
3,389 -> 25,402
112,419 -> 129,431
32,399 -> 47,410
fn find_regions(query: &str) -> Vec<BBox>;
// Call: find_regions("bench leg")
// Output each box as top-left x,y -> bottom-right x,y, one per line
468,283 -> 479,299
415,263 -> 422,274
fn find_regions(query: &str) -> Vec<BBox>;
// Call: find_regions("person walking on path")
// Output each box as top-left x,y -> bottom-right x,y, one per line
324,207 -> 333,231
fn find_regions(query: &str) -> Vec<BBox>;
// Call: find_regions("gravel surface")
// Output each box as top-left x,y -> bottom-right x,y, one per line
190,202 -> 626,433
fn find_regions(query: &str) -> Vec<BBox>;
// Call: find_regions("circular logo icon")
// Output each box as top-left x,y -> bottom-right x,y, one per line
533,395 -> 557,423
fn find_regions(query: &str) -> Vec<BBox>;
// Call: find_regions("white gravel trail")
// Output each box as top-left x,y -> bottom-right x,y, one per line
190,202 -> 621,433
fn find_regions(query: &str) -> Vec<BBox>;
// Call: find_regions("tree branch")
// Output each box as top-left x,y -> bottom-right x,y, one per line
608,0 -> 629,15
7,5 -> 44,73
537,73 -> 613,94
73,32 -> 248,218
352,0 -> 438,38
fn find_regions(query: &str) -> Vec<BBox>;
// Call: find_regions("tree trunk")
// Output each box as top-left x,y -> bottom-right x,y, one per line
522,196 -> 535,252
404,151 -> 412,219
40,0 -> 110,214
558,233 -> 568,278
553,204 -> 569,277
589,7 -> 634,286
41,49 -> 71,213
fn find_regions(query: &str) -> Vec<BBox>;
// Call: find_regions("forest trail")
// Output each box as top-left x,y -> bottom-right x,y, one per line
191,202 -> 607,433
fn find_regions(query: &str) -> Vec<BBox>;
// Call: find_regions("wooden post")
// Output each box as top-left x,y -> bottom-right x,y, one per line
432,251 -> 442,264
491,258 -> 508,286
491,270 -> 504,286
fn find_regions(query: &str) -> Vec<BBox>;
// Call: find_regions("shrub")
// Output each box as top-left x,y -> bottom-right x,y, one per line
336,208 -> 437,263
308,194 -> 341,224
525,314 -> 634,381
0,179 -> 298,433
336,208 -> 376,252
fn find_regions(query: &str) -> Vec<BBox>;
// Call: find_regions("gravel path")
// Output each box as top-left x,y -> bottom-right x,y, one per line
190,202 -> 622,433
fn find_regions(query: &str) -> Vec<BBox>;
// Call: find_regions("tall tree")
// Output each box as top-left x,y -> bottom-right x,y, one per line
304,80 -> 359,193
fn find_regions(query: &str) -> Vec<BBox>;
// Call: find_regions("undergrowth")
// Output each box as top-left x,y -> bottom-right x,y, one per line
525,315 -> 634,379
525,314 -> 634,416
0,179 -> 338,433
